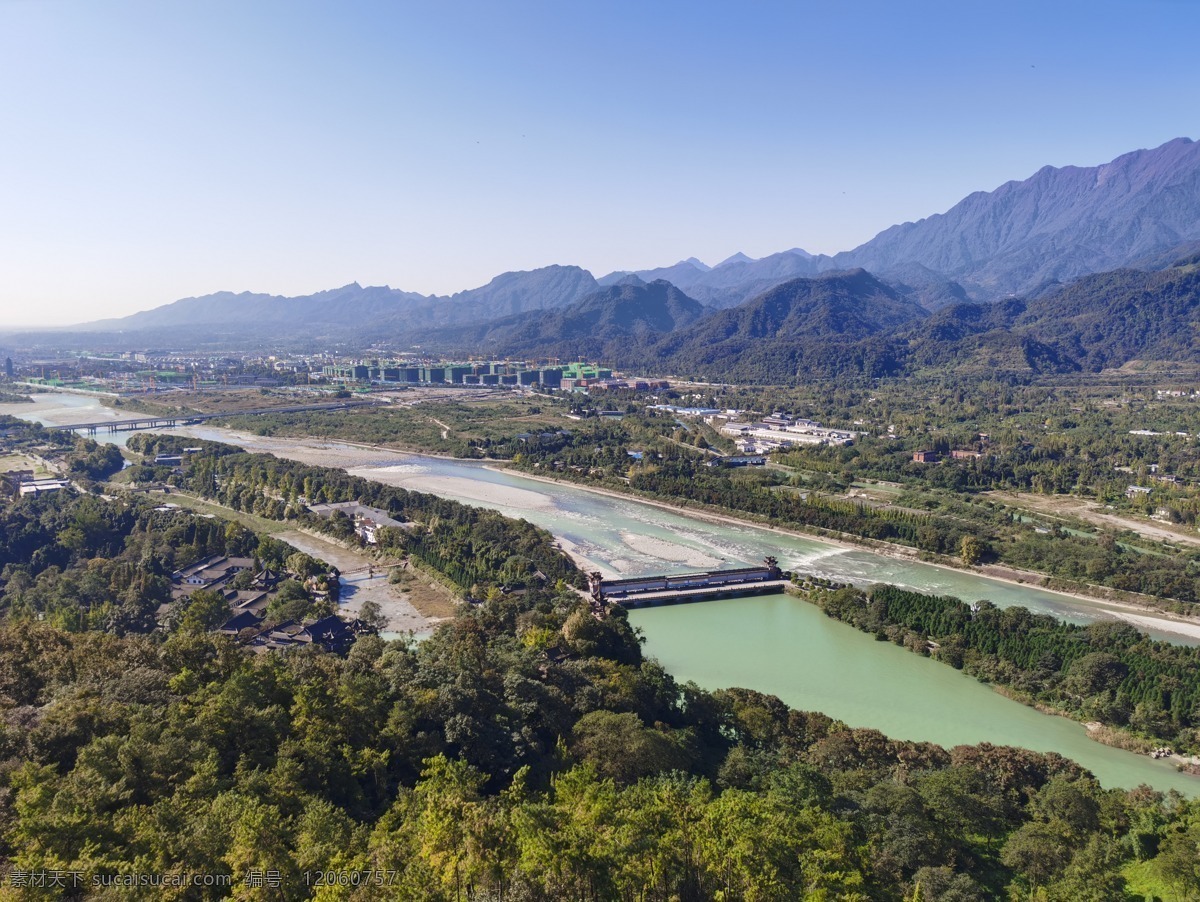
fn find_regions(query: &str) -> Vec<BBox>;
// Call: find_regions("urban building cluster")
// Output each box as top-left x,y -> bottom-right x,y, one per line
2,348 -> 675,398
5,350 -> 289,395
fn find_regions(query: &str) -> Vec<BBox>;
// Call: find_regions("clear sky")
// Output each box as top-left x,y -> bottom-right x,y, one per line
1,0 -> 1197,326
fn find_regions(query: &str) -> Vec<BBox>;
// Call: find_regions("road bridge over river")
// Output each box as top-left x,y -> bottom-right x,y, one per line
57,399 -> 382,435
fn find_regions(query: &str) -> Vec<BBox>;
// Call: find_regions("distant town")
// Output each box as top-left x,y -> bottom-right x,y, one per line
3,350 -> 674,396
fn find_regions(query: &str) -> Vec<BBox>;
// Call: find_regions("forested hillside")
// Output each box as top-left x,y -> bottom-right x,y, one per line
417,255 -> 1200,383
653,270 -> 923,381
656,256 -> 1200,382
1013,257 -> 1200,369
6,582 -> 1200,899
424,279 -> 706,361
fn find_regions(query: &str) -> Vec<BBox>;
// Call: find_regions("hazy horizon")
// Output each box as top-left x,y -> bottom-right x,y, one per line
2,0 -> 1198,327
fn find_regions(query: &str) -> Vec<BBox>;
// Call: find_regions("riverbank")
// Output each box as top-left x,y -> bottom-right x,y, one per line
274,530 -> 446,632
986,662 -> 1200,769
498,466 -> 1200,641
2,393 -> 126,426
13,383 -> 117,399
355,464 -> 560,513
554,535 -> 623,575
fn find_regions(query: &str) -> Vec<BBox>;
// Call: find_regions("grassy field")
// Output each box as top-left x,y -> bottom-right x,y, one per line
990,489 -> 1200,549
851,480 -> 905,497
125,487 -> 293,536
104,387 -> 340,417
384,565 -> 461,620
0,452 -> 52,477
220,395 -> 571,455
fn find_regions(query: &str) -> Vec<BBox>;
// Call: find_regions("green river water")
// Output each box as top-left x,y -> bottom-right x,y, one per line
5,393 -> 1199,794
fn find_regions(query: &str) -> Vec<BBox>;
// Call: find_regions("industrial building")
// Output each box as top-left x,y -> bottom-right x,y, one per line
718,413 -> 858,452
320,359 -> 614,390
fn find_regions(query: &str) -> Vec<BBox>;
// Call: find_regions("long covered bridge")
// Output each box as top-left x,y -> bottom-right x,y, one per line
589,558 -> 790,608
58,399 -> 381,435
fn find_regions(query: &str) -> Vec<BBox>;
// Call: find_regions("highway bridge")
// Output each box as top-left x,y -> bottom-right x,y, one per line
57,399 -> 382,435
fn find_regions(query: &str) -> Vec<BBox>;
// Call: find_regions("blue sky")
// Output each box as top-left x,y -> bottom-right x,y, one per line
1,0 -> 1197,325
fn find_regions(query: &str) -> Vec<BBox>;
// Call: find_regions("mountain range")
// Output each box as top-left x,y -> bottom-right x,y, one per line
86,265 -> 601,334
11,138 -> 1200,380
833,136 -> 1200,299
425,253 -> 1200,381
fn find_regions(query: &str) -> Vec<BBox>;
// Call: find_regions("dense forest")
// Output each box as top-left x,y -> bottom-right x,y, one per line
4,583 -> 1200,899
811,583 -> 1200,755
1,488 -> 251,633
649,256 -> 1200,381
0,483 -> 345,637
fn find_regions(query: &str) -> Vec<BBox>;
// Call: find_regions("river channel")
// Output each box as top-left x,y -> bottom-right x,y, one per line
5,392 -> 1199,794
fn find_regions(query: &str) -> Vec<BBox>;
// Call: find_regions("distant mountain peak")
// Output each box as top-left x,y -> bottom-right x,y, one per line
716,252 -> 755,268
783,247 -> 814,259
683,256 -> 711,271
